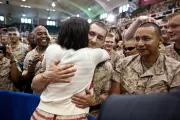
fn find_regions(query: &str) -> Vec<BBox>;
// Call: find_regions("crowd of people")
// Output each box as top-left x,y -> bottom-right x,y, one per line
118,0 -> 180,32
1,0 -> 180,119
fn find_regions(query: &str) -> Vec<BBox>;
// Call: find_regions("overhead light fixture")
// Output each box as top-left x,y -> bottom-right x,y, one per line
88,8 -> 91,11
0,16 -> 4,21
52,2 -> 56,7
107,0 -> 110,1
88,19 -> 92,23
22,0 -> 26,1
106,14 -> 115,22
47,9 -> 55,12
67,17 -> 70,19
0,2 -> 3,4
48,17 -> 50,19
22,14 -> 26,17
20,5 -> 31,8
77,14 -> 79,17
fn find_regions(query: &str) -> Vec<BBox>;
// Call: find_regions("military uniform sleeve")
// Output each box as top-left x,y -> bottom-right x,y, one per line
112,59 -> 123,83
170,65 -> 180,88
93,61 -> 113,102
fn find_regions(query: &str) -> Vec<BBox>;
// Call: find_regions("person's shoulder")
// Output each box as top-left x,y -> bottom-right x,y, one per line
45,44 -> 63,54
160,44 -> 173,53
96,60 -> 113,72
111,50 -> 121,57
19,42 -> 28,48
118,54 -> 139,67
163,54 -> 180,68
85,48 -> 106,53
47,43 -> 60,50
25,49 -> 36,57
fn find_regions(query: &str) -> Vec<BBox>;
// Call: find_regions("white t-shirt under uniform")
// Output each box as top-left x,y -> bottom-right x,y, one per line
37,44 -> 110,116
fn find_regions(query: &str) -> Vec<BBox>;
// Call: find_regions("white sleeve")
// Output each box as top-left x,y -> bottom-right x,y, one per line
91,48 -> 110,64
42,44 -> 61,70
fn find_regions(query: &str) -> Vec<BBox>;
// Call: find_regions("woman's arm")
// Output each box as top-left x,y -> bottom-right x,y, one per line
31,61 -> 76,93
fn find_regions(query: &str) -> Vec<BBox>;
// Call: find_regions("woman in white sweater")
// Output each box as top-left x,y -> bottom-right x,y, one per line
31,17 -> 110,120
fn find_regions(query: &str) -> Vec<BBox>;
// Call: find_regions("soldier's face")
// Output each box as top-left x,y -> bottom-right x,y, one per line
168,15 -> 180,43
35,27 -> 50,48
8,31 -> 20,43
134,26 -> 161,57
88,24 -> 106,48
123,40 -> 137,56
104,36 -> 115,51
1,35 -> 10,46
160,21 -> 170,42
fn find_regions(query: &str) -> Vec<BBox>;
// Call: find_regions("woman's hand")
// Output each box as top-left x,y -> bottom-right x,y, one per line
43,60 -> 77,83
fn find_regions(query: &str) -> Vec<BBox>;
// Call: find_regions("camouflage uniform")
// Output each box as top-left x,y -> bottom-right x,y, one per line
22,47 -> 45,76
112,54 -> 180,94
116,50 -> 125,58
0,57 -> 19,91
160,43 -> 180,61
10,42 -> 28,62
109,50 -> 121,69
93,60 -> 113,101
10,42 -> 28,70
90,60 -> 113,118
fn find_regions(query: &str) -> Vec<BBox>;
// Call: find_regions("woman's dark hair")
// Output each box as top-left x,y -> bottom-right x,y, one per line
57,17 -> 89,50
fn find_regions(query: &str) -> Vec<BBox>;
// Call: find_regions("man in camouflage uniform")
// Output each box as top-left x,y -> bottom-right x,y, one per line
111,22 -> 180,94
31,21 -> 113,118
103,32 -> 121,69
0,45 -> 21,91
7,27 -> 28,70
22,25 -> 50,93
160,13 -> 180,61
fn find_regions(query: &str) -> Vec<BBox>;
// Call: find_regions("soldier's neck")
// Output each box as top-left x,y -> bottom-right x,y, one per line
141,52 -> 159,68
36,46 -> 47,54
11,41 -> 20,49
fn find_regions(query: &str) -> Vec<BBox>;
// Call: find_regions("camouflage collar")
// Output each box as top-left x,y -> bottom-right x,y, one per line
0,57 -> 10,65
131,54 -> 165,77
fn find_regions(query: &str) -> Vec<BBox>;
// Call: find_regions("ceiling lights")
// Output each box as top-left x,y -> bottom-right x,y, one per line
106,14 -> 115,22
22,14 -> 26,17
22,0 -> 26,1
20,5 -> 31,8
0,2 -> 3,4
76,14 -> 79,17
88,19 -> 92,23
21,18 -> 31,24
88,8 -> 91,11
52,2 -> 56,7
46,9 -> 55,12
0,16 -> 4,21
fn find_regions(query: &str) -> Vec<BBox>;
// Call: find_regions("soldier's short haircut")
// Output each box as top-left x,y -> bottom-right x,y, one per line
139,22 -> 162,37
